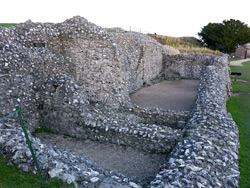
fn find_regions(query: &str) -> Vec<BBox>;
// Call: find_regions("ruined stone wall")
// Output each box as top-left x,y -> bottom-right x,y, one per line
0,54 -> 240,188
0,17 -> 129,111
0,16 -> 240,188
150,55 -> 239,188
164,53 -> 214,79
0,16 -> 185,154
0,16 -> 179,131
107,28 -> 179,92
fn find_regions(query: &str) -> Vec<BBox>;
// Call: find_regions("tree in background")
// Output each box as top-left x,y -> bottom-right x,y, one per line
198,19 -> 250,53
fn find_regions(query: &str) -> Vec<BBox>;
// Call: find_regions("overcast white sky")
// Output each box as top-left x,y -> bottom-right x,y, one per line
1,0 -> 250,38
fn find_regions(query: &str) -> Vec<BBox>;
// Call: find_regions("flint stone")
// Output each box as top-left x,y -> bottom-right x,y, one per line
90,177 -> 100,183
49,168 -> 63,178
63,173 -> 76,184
129,182 -> 141,188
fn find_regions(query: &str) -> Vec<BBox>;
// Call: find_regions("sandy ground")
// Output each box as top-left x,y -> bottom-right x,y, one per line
130,80 -> 200,111
35,133 -> 166,183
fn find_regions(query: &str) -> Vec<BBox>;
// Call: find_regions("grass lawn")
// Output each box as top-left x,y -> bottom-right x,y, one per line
230,57 -> 242,61
0,154 -> 74,188
230,61 -> 250,93
227,61 -> 250,188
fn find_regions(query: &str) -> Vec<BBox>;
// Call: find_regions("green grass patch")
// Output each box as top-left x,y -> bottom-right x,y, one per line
230,58 -> 242,61
0,154 -> 74,188
230,61 -> 250,93
227,61 -> 250,187
227,95 -> 250,188
0,23 -> 17,27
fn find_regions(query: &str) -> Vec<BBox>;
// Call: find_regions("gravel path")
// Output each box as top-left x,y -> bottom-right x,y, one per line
130,80 -> 199,111
35,133 -> 166,183
230,58 -> 250,66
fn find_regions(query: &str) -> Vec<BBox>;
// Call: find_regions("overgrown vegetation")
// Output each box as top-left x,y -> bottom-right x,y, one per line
0,154 -> 74,188
0,23 -> 17,27
148,34 -> 222,55
227,61 -> 250,187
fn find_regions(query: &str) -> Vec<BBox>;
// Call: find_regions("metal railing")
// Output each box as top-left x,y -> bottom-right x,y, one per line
0,105 -> 45,187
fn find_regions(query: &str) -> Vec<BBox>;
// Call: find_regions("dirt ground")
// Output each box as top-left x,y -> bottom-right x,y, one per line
35,133 -> 166,183
130,80 -> 200,111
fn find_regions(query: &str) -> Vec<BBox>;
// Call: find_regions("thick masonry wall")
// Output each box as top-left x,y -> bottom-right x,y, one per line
0,16 -> 180,133
150,55 -> 240,188
107,28 -> 179,92
0,16 -> 186,157
164,53 -> 214,79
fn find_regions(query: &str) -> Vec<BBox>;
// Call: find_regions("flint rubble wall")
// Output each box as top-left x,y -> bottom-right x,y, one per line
164,53 -> 214,79
0,16 -> 239,188
0,55 -> 239,188
107,28 -> 179,92
0,16 -> 180,129
150,55 -> 239,188
0,16 -> 186,155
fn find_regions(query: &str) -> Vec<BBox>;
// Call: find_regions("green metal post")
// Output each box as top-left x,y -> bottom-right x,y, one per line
15,105 -> 45,187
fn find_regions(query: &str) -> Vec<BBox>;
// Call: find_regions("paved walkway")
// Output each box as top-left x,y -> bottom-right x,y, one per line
130,80 -> 199,111
230,58 -> 250,66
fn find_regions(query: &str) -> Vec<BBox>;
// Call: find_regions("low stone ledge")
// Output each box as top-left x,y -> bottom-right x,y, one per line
80,120 -> 182,154
130,106 -> 190,129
